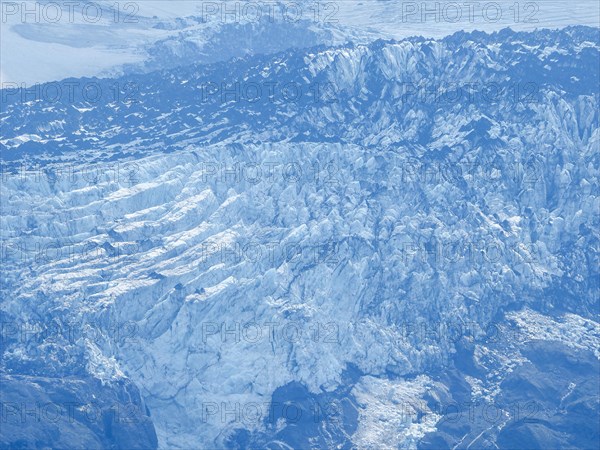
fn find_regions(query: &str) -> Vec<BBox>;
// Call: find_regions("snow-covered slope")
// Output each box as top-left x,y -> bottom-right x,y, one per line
2,0 -> 599,84
1,26 -> 599,449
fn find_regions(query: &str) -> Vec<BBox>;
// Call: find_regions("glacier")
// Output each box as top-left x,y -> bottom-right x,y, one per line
1,5 -> 599,450
2,0 -> 600,84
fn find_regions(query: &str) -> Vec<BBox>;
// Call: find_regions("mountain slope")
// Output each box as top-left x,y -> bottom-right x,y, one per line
1,26 -> 599,449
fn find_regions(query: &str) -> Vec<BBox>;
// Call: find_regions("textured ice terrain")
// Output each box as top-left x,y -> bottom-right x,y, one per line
1,3 -> 599,449
2,0 -> 600,83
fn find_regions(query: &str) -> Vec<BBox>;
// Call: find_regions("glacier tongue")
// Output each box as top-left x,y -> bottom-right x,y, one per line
1,26 -> 599,449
